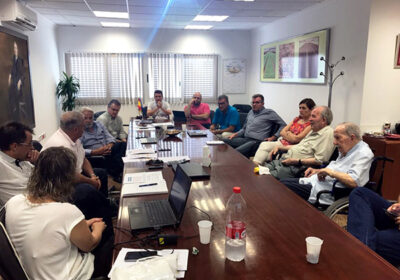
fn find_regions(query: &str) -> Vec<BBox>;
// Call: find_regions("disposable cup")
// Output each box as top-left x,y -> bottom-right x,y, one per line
198,220 -> 213,244
305,236 -> 323,264
182,124 -> 187,131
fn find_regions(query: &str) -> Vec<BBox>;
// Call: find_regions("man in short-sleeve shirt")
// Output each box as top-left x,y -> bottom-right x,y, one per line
210,95 -> 240,138
184,92 -> 211,127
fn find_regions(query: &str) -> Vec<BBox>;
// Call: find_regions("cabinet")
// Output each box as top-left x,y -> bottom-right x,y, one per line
363,135 -> 400,200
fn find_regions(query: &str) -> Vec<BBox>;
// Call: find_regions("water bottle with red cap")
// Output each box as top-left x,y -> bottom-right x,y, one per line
225,186 -> 247,261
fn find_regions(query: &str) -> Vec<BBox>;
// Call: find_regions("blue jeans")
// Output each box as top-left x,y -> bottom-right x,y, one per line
347,187 -> 400,266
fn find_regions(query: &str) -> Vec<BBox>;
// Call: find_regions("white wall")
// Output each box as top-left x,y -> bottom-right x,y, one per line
56,26 -> 252,123
360,0 -> 400,132
249,0 -> 372,125
5,14 -> 60,143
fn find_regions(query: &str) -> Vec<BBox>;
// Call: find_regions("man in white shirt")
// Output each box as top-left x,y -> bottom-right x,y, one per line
0,122 -> 39,207
147,90 -> 172,119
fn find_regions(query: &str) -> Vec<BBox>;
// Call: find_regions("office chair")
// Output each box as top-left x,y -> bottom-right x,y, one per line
93,111 -> 106,121
0,207 -> 31,280
314,156 -> 393,227
233,104 -> 252,113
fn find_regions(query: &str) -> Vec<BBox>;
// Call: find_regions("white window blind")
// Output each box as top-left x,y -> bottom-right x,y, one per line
148,53 -> 182,103
183,54 -> 217,103
66,53 -> 143,105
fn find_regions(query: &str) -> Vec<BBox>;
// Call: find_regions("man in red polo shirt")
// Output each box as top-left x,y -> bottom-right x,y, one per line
184,92 -> 211,128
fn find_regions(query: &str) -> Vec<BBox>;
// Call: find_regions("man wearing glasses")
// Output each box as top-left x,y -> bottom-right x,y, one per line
184,92 -> 211,128
223,94 -> 286,157
210,95 -> 241,138
0,122 -> 39,206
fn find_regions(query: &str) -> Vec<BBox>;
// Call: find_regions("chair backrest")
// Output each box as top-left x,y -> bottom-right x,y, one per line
142,106 -> 148,118
0,208 -> 30,280
93,111 -> 106,121
365,156 -> 394,195
239,112 -> 247,128
233,104 -> 252,113
209,110 -> 215,123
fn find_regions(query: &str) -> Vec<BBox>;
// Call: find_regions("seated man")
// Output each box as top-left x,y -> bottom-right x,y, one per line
97,99 -> 127,141
347,187 -> 400,266
281,122 -> 373,205
265,106 -> 335,179
184,92 -> 211,128
0,122 -> 39,207
147,89 -> 172,119
43,111 -> 109,197
80,107 -> 126,183
223,94 -> 286,157
210,94 -> 241,139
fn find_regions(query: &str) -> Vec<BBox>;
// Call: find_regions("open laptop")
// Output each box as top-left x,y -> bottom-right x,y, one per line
128,164 -> 193,231
173,110 -> 187,122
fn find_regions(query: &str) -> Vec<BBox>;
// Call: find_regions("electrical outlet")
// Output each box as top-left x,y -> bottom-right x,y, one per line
38,133 -> 46,141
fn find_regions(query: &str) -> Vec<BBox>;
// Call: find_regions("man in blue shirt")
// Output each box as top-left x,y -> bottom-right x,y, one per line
81,107 -> 126,183
210,95 -> 241,138
281,122 -> 374,206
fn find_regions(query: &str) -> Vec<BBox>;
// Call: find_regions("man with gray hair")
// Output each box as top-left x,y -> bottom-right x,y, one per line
80,107 -> 126,183
281,122 -> 374,205
265,106 -> 335,179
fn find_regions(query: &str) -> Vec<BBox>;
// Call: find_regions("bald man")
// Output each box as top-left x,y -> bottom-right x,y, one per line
184,92 -> 211,128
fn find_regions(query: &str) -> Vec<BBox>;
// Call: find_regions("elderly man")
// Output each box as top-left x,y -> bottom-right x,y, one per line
184,92 -> 211,128
43,111 -> 108,197
347,188 -> 400,266
223,94 -> 286,157
210,95 -> 241,139
281,122 -> 373,205
81,107 -> 126,183
97,99 -> 127,141
265,106 -> 335,179
147,90 -> 172,119
0,122 -> 39,206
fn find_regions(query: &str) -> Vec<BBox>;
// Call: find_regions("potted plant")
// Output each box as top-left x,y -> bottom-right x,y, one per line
55,72 -> 80,111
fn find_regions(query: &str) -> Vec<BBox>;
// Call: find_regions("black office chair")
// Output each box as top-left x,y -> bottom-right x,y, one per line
93,111 -> 106,121
239,112 -> 248,128
0,207 -> 31,280
315,156 -> 393,226
233,104 -> 252,113
209,110 -> 215,123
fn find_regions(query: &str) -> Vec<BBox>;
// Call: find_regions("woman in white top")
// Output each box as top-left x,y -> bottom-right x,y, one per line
5,147 -> 107,280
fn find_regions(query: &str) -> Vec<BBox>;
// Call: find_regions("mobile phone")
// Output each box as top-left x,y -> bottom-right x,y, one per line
124,251 -> 157,262
383,209 -> 399,219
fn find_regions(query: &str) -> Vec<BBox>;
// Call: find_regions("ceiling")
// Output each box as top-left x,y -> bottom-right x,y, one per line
25,0 -> 324,30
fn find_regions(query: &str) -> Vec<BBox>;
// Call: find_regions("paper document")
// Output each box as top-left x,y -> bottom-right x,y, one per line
206,140 -> 225,145
158,155 -> 190,164
121,171 -> 168,196
152,122 -> 174,127
126,148 -> 155,156
109,248 -> 189,278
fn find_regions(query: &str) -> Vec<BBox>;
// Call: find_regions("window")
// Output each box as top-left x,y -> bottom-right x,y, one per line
66,52 -> 144,105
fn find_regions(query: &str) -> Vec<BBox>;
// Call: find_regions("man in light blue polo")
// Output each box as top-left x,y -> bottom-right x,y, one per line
210,95 -> 241,139
281,122 -> 374,206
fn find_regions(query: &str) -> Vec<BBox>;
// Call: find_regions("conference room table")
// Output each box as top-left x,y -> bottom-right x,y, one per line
113,119 -> 400,279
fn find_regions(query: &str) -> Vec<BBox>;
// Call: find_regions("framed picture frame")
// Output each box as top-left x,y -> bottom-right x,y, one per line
0,26 -> 35,128
394,34 -> 400,69
260,29 -> 330,84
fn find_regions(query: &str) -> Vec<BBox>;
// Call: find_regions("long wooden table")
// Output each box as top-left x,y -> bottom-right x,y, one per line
114,120 -> 400,279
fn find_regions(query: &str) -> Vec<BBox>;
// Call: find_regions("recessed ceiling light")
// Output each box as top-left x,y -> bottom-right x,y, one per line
94,11 -> 129,19
101,22 -> 130,28
184,25 -> 213,30
193,15 -> 229,22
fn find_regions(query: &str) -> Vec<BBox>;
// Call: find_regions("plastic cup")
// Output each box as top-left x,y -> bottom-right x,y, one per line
182,124 -> 186,131
198,220 -> 213,244
305,236 -> 323,264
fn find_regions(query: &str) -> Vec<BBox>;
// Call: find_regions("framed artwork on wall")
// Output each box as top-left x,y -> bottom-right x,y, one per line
0,26 -> 35,128
260,29 -> 330,84
394,34 -> 400,69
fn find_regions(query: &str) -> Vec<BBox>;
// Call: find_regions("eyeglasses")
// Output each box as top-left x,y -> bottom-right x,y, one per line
218,102 -> 226,106
18,142 -> 33,148
252,101 -> 262,104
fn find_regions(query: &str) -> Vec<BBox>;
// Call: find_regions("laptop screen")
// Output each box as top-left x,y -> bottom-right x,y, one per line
168,165 -> 192,222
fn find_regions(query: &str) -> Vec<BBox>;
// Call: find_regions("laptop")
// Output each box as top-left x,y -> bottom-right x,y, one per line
128,164 -> 193,231
173,111 -> 187,122
172,162 -> 210,180
187,130 -> 207,137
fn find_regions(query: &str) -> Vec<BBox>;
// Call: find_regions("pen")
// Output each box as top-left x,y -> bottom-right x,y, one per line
139,183 -> 157,187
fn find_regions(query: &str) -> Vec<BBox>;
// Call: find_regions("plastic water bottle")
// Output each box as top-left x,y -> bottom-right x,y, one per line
225,186 -> 246,262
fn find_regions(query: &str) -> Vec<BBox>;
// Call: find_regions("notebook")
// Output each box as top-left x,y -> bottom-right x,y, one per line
173,111 -> 187,122
121,171 -> 168,197
172,162 -> 210,180
187,130 -> 207,137
128,164 -> 193,231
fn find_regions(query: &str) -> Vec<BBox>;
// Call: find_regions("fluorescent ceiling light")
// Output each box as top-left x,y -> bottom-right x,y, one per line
184,25 -> 213,30
94,11 -> 129,19
233,0 -> 255,2
193,15 -> 229,22
101,22 -> 130,28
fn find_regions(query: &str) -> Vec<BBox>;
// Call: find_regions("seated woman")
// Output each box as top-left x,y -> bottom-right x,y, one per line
253,98 -> 315,165
5,147 -> 109,279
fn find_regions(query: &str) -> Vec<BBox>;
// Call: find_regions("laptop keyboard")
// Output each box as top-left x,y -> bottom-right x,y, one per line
144,200 -> 173,225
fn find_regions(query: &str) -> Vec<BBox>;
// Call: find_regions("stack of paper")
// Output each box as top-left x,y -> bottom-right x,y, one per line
121,171 -> 168,196
206,140 -> 225,145
123,148 -> 157,163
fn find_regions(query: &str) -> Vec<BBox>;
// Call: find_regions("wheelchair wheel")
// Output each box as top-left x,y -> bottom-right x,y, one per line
323,197 -> 349,229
